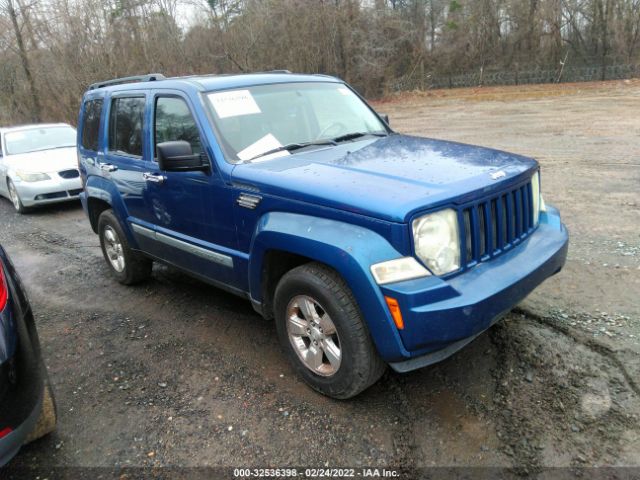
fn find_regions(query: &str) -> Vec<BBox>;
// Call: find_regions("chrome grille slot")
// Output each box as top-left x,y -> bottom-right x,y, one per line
524,182 -> 532,231
463,209 -> 473,264
490,199 -> 498,252
507,193 -> 516,242
478,203 -> 486,258
501,196 -> 508,246
513,190 -> 522,238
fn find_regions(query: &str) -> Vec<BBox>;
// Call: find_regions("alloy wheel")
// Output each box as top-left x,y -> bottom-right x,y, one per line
8,181 -> 21,211
286,295 -> 342,377
103,226 -> 125,272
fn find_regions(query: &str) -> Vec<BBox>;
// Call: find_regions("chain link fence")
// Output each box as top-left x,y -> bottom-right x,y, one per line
392,64 -> 640,91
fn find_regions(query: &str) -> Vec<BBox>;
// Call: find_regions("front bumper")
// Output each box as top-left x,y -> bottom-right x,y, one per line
14,177 -> 82,207
380,206 -> 568,370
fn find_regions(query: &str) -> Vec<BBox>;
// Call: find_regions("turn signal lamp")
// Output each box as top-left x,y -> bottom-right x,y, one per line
384,296 -> 404,330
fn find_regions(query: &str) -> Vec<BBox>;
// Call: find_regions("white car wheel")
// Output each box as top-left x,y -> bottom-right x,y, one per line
7,179 -> 26,213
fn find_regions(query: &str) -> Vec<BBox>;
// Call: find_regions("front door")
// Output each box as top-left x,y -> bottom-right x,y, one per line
140,92 -> 238,287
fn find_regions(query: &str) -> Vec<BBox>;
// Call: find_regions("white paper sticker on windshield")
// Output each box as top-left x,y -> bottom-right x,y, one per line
338,87 -> 351,96
237,134 -> 290,161
208,90 -> 261,119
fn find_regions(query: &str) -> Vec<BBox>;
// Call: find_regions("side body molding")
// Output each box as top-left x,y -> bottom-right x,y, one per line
248,212 -> 411,360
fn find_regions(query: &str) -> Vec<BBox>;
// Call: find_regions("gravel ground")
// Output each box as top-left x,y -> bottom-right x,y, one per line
1,80 -> 639,478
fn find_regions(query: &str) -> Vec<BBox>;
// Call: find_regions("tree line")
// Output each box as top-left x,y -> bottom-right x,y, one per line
0,0 -> 639,125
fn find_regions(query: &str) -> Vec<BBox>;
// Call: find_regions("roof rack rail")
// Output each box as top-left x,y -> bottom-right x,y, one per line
253,69 -> 291,74
313,73 -> 336,78
89,73 -> 166,90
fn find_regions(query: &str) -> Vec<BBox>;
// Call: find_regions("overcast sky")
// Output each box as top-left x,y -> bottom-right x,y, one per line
174,1 -> 207,28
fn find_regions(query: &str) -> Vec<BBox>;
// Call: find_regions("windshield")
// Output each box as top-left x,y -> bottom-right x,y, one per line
4,126 -> 76,155
206,82 -> 387,162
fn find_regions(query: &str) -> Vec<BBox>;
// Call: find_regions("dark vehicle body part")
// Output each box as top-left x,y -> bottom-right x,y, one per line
0,245 -> 56,466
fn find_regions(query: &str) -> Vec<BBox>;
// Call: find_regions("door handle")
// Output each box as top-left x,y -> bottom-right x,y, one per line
98,162 -> 118,172
143,172 -> 166,184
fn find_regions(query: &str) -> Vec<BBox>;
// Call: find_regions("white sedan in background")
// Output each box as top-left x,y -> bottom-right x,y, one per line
0,123 -> 82,213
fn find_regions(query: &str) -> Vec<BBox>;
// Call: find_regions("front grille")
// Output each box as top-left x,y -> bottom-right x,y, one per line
461,179 -> 535,268
68,189 -> 83,196
58,169 -> 79,179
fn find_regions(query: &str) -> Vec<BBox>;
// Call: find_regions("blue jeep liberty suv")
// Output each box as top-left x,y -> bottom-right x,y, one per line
77,72 -> 568,399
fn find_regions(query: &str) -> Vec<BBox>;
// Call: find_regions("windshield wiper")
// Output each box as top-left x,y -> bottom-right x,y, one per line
331,131 -> 388,143
246,131 -> 388,161
248,140 -> 337,161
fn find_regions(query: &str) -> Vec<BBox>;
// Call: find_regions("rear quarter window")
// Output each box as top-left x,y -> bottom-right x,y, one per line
81,99 -> 103,151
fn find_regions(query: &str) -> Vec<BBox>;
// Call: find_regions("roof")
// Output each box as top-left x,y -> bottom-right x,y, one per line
0,123 -> 72,134
85,72 -> 342,95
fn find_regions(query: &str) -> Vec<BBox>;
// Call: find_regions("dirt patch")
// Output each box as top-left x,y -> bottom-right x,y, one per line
491,316 -> 639,472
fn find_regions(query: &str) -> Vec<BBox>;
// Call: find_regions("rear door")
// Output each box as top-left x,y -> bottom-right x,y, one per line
102,93 -> 160,228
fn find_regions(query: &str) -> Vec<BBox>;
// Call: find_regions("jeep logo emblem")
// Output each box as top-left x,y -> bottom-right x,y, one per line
490,170 -> 506,180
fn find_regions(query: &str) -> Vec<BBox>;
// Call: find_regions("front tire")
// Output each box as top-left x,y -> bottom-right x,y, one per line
274,262 -> 386,399
98,209 -> 152,285
7,179 -> 28,214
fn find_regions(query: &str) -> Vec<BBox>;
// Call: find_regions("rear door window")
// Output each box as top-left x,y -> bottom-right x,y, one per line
108,97 -> 146,157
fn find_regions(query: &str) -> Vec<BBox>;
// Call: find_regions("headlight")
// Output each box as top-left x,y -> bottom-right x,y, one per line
412,208 -> 461,275
531,171 -> 546,225
16,171 -> 51,182
370,257 -> 431,285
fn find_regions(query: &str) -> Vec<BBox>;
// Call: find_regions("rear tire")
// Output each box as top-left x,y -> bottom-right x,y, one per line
24,384 -> 57,444
274,262 -> 386,399
98,209 -> 152,285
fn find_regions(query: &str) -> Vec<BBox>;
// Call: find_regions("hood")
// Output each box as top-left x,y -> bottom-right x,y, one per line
4,147 -> 77,174
232,134 -> 538,222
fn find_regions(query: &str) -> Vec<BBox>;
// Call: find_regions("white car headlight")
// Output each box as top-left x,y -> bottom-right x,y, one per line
532,171 -> 546,225
532,171 -> 540,225
412,208 -> 461,276
16,171 -> 51,182
370,257 -> 431,285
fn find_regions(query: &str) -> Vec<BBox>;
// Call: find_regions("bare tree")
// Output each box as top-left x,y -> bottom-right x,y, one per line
1,0 -> 41,121
1,0 -> 639,125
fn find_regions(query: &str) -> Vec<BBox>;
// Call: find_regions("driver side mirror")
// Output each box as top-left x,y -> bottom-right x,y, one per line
379,113 -> 390,126
157,141 -> 209,172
